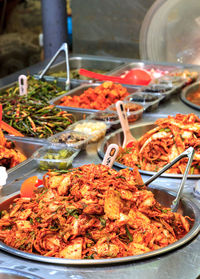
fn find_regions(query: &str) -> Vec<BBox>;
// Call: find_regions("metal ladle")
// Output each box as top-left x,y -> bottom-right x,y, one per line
144,146 -> 195,212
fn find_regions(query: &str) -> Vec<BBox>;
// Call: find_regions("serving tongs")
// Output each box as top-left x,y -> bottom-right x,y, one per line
39,42 -> 70,90
144,147 -> 195,212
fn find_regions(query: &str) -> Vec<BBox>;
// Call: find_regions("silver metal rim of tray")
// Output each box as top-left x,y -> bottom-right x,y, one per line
98,122 -> 200,179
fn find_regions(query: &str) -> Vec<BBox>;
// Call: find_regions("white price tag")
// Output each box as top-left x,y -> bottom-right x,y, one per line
18,75 -> 28,96
0,166 -> 8,190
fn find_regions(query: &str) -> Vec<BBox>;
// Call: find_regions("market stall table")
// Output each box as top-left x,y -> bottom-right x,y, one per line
0,57 -> 200,279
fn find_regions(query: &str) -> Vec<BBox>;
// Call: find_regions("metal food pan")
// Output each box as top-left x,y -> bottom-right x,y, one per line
0,76 -> 81,96
181,81 -> 200,111
37,55 -> 125,82
3,109 -> 92,144
98,122 -> 200,179
50,83 -> 139,113
109,62 -> 186,96
0,183 -> 199,265
108,61 -> 181,77
4,136 -> 45,172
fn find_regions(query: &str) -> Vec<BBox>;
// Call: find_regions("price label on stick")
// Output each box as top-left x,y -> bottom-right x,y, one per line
18,75 -> 28,96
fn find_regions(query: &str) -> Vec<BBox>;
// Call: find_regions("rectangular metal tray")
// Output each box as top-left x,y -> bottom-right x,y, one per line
108,61 -> 183,76
4,135 -> 45,174
37,55 -> 126,83
49,83 -> 139,113
0,75 -> 82,94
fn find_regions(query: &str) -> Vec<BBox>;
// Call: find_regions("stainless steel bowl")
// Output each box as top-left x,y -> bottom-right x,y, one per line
98,122 -> 200,179
0,187 -> 199,265
181,81 -> 200,111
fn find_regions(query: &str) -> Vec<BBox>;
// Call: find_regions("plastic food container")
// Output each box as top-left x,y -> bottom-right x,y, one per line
124,92 -> 164,112
107,102 -> 144,123
143,83 -> 173,93
67,120 -> 108,143
33,145 -> 80,170
86,110 -> 120,126
47,130 -> 91,150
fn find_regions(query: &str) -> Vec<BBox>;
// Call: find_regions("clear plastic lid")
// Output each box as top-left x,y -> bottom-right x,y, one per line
140,0 -> 200,65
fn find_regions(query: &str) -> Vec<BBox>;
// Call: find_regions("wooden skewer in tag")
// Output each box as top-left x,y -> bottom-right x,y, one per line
18,75 -> 28,96
102,143 -> 119,168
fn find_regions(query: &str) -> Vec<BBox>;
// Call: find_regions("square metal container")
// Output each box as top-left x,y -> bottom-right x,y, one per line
5,135 -> 45,171
0,76 -> 82,97
50,83 -> 139,113
38,55 -> 126,83
108,61 -> 181,77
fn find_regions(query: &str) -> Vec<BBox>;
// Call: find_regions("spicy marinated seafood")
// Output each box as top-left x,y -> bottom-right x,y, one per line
117,113 -> 200,174
0,164 -> 191,259
0,129 -> 26,169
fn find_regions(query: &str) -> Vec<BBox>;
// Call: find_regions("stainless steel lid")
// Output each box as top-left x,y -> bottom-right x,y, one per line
139,0 -> 200,65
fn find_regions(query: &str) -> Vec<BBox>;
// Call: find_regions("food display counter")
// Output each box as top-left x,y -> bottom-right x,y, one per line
0,55 -> 200,279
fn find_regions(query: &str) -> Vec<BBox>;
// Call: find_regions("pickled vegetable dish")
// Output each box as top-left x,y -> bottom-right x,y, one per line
3,103 -> 74,138
39,149 -> 75,170
0,76 -> 67,105
0,164 -> 191,259
117,113 -> 200,174
59,81 -> 129,110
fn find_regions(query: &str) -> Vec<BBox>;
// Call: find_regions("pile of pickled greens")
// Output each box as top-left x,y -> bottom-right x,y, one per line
0,76 -> 74,138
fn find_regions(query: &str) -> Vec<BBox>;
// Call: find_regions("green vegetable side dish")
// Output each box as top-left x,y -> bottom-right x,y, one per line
0,76 -> 75,138
39,149 -> 74,170
0,76 -> 67,104
49,69 -> 107,80
3,102 -> 74,138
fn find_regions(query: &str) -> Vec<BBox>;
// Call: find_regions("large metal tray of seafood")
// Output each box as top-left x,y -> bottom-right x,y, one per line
98,122 -> 200,178
0,184 -> 199,265
49,82 -> 139,113
37,55 -> 126,83
180,81 -> 200,111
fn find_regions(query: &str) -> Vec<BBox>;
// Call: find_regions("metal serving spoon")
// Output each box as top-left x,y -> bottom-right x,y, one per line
144,146 -> 195,212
